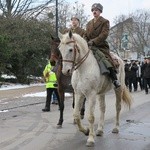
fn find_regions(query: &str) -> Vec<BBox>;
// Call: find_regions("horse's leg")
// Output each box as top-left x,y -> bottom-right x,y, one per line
73,93 -> 89,134
72,92 -> 77,124
80,97 -> 86,119
72,91 -> 75,108
85,92 -> 97,147
73,92 -> 86,120
73,92 -> 85,124
112,87 -> 122,133
96,94 -> 105,136
57,87 -> 65,128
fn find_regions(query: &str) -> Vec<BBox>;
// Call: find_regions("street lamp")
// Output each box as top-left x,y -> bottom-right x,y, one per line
56,0 -> 58,37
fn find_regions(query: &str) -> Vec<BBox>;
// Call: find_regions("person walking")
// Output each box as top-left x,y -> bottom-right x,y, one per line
124,59 -> 131,87
142,56 -> 150,94
84,3 -> 120,89
42,59 -> 60,112
128,60 -> 138,92
136,61 -> 143,90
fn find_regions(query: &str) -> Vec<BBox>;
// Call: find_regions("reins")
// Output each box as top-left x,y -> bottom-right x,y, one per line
62,40 -> 90,71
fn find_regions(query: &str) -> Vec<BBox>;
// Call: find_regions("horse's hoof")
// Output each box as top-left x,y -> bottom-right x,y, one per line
86,141 -> 95,147
57,124 -> 62,129
84,128 -> 90,136
96,130 -> 103,136
80,115 -> 84,119
112,128 -> 119,133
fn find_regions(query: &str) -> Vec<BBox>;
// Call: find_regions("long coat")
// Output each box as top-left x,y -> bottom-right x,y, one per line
142,63 -> 150,78
84,16 -> 110,50
84,16 -> 115,69
63,26 -> 85,37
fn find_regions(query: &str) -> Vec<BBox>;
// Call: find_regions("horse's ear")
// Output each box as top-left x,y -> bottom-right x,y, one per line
69,30 -> 73,39
58,32 -> 63,40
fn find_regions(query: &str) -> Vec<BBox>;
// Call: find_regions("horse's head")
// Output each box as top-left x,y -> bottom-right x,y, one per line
50,35 -> 61,63
58,30 -> 85,75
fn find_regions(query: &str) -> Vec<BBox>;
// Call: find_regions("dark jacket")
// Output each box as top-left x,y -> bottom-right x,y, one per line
128,63 -> 138,78
124,63 -> 131,78
142,63 -> 150,78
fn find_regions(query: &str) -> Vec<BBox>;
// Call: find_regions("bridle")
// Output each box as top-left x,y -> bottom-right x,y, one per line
61,40 -> 90,71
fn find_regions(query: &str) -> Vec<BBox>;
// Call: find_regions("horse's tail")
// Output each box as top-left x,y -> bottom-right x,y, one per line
122,86 -> 133,109
117,56 -> 133,109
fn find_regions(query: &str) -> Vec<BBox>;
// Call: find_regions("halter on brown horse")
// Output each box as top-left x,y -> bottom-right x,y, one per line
50,35 -> 86,128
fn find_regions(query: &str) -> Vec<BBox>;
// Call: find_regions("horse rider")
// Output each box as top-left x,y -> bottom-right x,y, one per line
63,16 -> 85,37
42,58 -> 60,112
84,3 -> 121,89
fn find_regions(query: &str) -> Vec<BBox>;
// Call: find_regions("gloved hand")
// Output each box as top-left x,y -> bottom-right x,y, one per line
88,40 -> 94,46
53,83 -> 58,87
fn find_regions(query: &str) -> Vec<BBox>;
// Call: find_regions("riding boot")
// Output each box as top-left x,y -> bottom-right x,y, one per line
108,67 -> 121,88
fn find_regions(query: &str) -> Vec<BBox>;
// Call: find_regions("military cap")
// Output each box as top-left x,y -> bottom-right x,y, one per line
71,16 -> 80,22
91,3 -> 103,12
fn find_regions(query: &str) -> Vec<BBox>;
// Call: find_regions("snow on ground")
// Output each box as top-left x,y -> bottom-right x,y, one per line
0,83 -> 72,97
0,83 -> 45,91
23,91 -> 71,97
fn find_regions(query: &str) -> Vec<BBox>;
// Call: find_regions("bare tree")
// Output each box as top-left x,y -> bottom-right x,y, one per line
70,1 -> 89,28
128,10 -> 150,56
108,15 -> 129,56
42,0 -> 89,33
40,0 -> 70,32
0,0 -> 54,18
108,10 -> 150,58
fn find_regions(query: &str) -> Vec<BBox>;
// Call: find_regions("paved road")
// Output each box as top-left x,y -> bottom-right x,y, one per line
0,85 -> 150,150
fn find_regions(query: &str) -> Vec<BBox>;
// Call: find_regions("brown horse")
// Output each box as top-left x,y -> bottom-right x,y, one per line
50,35 -> 86,128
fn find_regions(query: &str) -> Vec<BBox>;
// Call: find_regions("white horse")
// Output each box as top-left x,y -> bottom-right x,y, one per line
58,31 -> 132,147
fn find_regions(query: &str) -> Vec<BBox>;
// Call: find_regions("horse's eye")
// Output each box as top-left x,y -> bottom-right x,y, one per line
69,49 -> 73,52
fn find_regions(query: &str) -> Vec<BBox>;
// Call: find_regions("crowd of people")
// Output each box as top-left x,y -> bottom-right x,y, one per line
124,56 -> 150,94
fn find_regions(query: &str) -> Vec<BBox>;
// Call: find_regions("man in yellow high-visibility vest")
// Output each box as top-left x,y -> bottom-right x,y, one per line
42,60 -> 60,112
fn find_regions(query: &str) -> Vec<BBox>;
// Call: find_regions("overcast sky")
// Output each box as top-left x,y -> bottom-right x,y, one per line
66,0 -> 150,26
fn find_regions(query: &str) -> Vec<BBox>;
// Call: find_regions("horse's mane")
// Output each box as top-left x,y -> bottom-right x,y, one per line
72,33 -> 88,49
60,33 -> 88,53
50,36 -> 62,59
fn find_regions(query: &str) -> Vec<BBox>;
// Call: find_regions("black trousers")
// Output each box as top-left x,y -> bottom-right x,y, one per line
136,77 -> 143,90
128,77 -> 137,92
144,78 -> 150,93
125,76 -> 129,87
45,88 -> 60,109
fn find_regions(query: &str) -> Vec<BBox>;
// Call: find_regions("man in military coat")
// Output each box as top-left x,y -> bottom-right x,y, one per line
84,3 -> 120,88
63,16 -> 85,37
